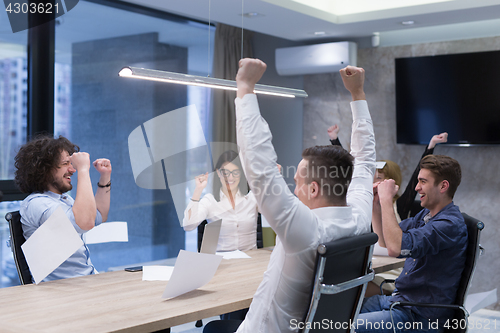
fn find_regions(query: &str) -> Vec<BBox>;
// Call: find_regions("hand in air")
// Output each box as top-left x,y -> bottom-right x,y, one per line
429,132 -> 448,149
195,172 -> 209,190
327,125 -> 340,141
70,152 -> 90,172
93,158 -> 112,176
236,58 -> 267,97
339,66 -> 365,100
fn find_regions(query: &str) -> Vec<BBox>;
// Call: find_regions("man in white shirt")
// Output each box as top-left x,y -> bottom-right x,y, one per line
203,58 -> 375,333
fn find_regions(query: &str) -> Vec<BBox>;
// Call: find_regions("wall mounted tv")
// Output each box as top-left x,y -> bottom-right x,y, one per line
395,50 -> 500,145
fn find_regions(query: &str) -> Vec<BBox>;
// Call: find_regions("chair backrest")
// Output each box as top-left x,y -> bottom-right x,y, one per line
409,199 -> 424,217
5,211 -> 33,285
443,212 -> 484,333
197,213 -> 264,252
302,233 -> 378,333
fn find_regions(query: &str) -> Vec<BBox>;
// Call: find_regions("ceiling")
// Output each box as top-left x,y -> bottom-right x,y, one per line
122,0 -> 500,47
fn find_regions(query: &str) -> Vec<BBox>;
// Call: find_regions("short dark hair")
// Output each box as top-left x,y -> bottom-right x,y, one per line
14,135 -> 79,193
301,145 -> 354,204
419,155 -> 461,198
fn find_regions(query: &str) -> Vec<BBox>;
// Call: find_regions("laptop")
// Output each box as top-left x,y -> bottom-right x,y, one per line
199,219 -> 222,255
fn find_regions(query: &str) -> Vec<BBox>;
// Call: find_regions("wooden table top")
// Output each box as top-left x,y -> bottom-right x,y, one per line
0,249 -> 404,333
372,255 -> 405,274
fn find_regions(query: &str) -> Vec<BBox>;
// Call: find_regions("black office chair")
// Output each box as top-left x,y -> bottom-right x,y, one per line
5,210 -> 33,285
301,232 -> 378,333
409,199 -> 424,218
389,212 -> 484,333
197,213 -> 264,251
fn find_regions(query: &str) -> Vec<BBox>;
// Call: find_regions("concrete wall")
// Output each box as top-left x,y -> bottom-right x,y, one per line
252,32 -> 304,189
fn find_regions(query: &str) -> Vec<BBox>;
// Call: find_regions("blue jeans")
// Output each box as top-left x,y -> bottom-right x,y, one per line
355,295 -> 442,333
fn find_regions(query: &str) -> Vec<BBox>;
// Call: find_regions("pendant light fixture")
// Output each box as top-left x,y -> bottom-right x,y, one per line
118,67 -> 308,98
119,0 -> 308,98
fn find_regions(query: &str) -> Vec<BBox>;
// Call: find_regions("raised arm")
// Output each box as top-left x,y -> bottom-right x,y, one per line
182,173 -> 210,231
396,132 -> 448,219
93,158 -> 112,222
371,182 -> 385,247
235,59 -> 318,252
70,152 -> 97,230
378,179 -> 402,257
328,125 -> 342,147
340,66 -> 376,227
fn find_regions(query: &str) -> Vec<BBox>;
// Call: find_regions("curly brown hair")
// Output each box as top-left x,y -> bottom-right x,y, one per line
14,135 -> 79,193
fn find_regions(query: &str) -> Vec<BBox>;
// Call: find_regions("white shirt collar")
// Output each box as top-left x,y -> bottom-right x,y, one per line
219,188 -> 244,201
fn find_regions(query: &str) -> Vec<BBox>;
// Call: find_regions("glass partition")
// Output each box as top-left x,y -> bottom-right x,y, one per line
54,0 -> 214,271
0,7 -> 27,287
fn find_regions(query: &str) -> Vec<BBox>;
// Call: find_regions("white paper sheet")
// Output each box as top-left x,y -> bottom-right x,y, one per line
162,250 -> 222,299
21,206 -> 83,284
216,250 -> 252,260
142,266 -> 174,281
465,289 -> 498,314
200,220 -> 222,255
83,222 -> 128,244
372,243 -> 389,256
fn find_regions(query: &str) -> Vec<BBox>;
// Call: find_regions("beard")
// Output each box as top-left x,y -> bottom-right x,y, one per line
50,176 -> 73,194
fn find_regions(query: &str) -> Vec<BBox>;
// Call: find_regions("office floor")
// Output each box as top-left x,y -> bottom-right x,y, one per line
172,310 -> 500,333
171,317 -> 218,333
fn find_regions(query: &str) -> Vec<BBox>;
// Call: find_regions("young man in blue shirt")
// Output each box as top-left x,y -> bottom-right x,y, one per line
15,135 -> 112,282
358,154 -> 467,333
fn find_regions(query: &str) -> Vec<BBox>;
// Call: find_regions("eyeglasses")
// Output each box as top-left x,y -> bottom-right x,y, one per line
219,169 -> 241,178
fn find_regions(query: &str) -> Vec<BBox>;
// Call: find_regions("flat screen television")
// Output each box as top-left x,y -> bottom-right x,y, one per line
395,50 -> 500,145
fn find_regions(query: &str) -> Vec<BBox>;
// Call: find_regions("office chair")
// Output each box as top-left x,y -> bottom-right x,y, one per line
388,212 -> 484,333
409,199 -> 424,218
301,232 -> 378,333
197,213 -> 264,251
5,211 -> 33,285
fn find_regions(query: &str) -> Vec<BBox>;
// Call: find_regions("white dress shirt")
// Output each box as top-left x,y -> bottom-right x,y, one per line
183,190 -> 259,251
234,94 -> 375,333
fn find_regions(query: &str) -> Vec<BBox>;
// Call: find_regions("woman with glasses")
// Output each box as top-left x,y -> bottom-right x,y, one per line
182,150 -> 259,252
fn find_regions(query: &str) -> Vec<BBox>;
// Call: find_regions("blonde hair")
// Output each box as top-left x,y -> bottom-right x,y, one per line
377,160 -> 402,201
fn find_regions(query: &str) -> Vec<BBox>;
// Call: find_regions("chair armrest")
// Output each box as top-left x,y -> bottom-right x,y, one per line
379,279 -> 396,295
321,269 -> 375,295
393,301 -> 464,310
389,301 -> 470,333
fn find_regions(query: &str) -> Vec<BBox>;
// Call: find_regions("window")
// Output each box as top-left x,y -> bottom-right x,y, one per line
53,0 -> 214,272
0,8 -> 27,287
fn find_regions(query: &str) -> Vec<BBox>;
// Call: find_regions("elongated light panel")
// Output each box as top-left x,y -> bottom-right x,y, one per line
119,67 -> 308,98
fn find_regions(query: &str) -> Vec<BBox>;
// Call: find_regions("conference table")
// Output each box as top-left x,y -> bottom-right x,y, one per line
0,249 -> 404,333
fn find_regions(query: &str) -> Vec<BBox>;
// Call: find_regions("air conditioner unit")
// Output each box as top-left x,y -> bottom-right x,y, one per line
275,41 -> 357,76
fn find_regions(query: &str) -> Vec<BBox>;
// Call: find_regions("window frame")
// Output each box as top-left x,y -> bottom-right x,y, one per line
0,0 -> 213,201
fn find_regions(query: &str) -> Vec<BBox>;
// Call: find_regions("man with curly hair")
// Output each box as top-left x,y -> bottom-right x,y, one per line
15,135 -> 112,282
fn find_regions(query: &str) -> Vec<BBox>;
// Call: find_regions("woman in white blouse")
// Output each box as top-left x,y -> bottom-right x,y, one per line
183,150 -> 259,252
